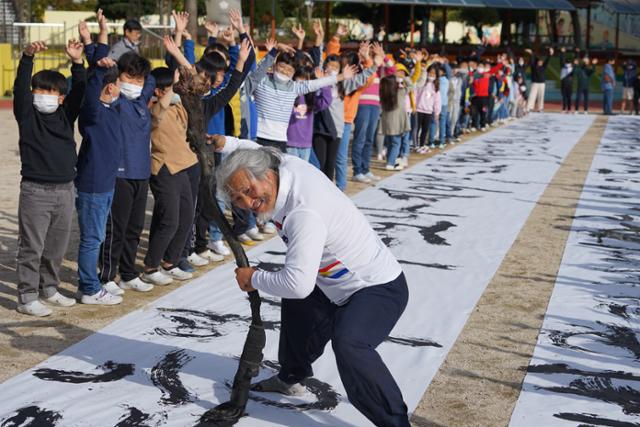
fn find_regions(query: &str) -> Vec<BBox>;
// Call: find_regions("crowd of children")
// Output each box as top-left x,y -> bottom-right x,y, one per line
13,8 -> 638,316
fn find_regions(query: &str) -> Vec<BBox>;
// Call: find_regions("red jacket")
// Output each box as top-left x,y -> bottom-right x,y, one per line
472,73 -> 490,97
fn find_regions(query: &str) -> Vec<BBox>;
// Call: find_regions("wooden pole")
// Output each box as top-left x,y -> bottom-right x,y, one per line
586,3 -> 591,51
270,0 -> 276,39
384,4 -> 390,43
442,6 -> 447,47
249,0 -> 255,39
410,5 -> 415,48
325,2 -> 331,44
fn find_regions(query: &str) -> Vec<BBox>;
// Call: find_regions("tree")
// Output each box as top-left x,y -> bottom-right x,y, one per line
96,0 -> 155,20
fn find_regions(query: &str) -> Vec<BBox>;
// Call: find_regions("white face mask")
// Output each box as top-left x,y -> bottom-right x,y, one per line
120,82 -> 143,100
171,93 -> 181,104
328,70 -> 339,77
274,72 -> 291,83
33,94 -> 60,114
427,76 -> 436,82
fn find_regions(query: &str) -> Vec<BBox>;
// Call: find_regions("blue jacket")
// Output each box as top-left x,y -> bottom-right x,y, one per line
623,61 -> 637,88
601,63 -> 616,91
76,43 -> 124,193
439,62 -> 452,107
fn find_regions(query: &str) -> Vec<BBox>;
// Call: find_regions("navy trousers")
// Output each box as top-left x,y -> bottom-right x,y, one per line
277,273 -> 410,427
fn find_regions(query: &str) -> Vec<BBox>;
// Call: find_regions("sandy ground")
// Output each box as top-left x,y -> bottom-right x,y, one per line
0,109 -> 610,426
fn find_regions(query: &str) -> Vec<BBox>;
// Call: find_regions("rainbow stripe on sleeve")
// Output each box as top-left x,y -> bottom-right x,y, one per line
318,261 -> 349,279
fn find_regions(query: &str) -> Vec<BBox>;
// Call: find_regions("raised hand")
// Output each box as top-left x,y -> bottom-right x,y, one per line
277,42 -> 296,54
312,19 -> 324,39
172,10 -> 189,33
358,41 -> 371,60
237,38 -> 251,65
372,42 -> 385,60
314,67 -> 325,79
228,9 -> 244,34
265,38 -> 276,52
524,48 -> 533,55
560,46 -> 566,53
182,29 -> 192,40
291,23 -> 305,41
97,57 -> 116,68
25,40 -> 47,56
342,64 -> 357,80
78,21 -> 91,44
163,34 -> 180,56
65,38 -> 84,63
414,50 -> 424,63
335,23 -> 348,38
548,47 -> 554,56
220,26 -> 235,46
592,57 -> 598,65
97,8 -> 107,34
204,20 -> 219,38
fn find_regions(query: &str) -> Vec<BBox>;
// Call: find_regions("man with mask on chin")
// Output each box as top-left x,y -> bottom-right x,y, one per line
213,135 -> 412,427
109,19 -> 143,61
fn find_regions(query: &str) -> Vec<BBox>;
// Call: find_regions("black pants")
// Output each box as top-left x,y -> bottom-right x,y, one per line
193,174 -> 214,254
179,162 -> 201,259
575,87 -> 589,112
473,96 -> 489,129
416,112 -> 433,147
561,80 -> 573,111
634,88 -> 640,115
487,95 -> 495,125
100,177 -> 148,283
145,166 -> 194,268
277,273 -> 410,427
312,133 -> 339,181
256,137 -> 287,153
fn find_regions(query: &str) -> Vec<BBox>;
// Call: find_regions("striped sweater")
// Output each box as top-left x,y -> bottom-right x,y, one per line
245,49 -> 338,142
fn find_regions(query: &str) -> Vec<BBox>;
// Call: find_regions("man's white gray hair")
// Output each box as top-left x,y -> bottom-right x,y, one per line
215,147 -> 282,204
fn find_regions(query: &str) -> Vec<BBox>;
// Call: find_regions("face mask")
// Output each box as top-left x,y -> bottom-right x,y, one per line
274,72 -> 291,83
427,76 -> 436,82
33,94 -> 60,114
120,82 -> 143,100
328,70 -> 339,77
477,68 -> 484,73
171,93 -> 181,104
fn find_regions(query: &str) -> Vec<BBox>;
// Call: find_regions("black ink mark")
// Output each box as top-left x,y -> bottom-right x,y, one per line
527,364 -> 640,382
598,168 -> 613,174
373,221 -> 456,246
1,406 -> 62,427
398,259 -> 456,270
150,349 -> 195,406
554,412 -> 640,427
32,361 -> 134,384
541,377 -> 640,416
548,322 -> 640,360
114,406 -> 152,427
386,337 -> 442,348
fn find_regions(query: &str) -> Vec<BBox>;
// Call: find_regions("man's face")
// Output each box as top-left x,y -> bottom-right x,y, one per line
119,72 -> 144,86
226,169 -> 277,217
275,62 -> 295,79
125,29 -> 142,43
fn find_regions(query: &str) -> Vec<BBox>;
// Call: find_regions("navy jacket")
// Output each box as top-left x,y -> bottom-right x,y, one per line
76,43 -> 124,193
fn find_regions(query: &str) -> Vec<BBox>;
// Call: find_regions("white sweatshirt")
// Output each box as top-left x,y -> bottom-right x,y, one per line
221,137 -> 403,305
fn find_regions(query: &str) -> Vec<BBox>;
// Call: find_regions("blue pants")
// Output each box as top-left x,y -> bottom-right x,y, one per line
439,108 -> 449,145
352,105 -> 381,176
429,116 -> 438,146
603,88 -> 614,115
277,273 -> 410,427
385,135 -> 402,166
76,190 -> 114,295
335,123 -> 352,191
286,146 -> 311,162
400,131 -> 412,159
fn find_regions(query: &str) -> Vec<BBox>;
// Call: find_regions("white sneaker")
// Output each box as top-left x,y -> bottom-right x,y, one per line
41,291 -> 76,307
196,249 -> 223,262
81,288 -> 123,305
246,227 -> 265,241
365,171 -> 381,181
142,270 -> 174,286
352,174 -> 371,183
237,233 -> 255,245
481,127 -> 487,132
161,266 -> 193,281
103,281 -> 124,296
260,222 -> 277,235
17,300 -> 52,317
385,164 -> 403,171
209,240 -> 232,256
187,252 -> 210,266
120,277 -> 154,292
250,374 -> 306,396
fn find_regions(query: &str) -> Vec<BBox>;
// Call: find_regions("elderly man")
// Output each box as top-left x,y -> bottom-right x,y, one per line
214,135 -> 410,427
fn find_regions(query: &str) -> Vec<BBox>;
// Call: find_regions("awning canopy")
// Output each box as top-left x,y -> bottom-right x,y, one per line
482,0 -> 575,10
604,0 -> 640,14
313,0 -> 575,10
